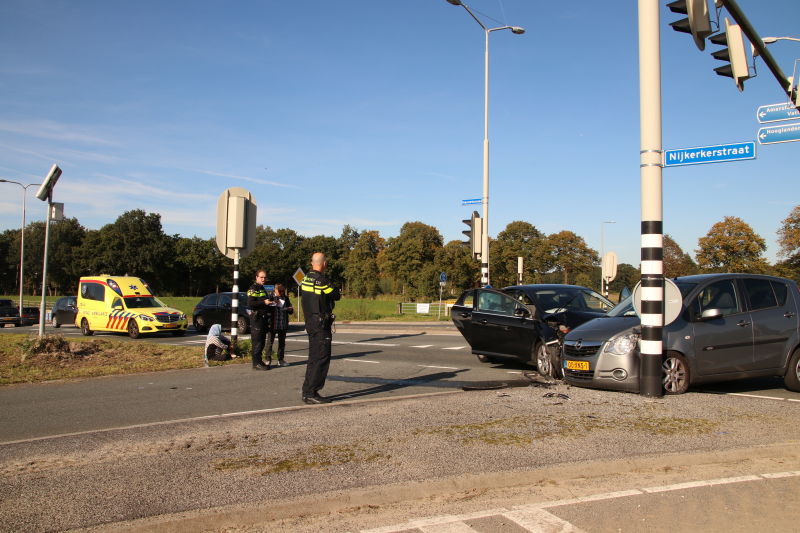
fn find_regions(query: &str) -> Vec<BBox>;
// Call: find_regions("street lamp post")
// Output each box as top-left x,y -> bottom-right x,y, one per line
601,221 -> 616,297
446,0 -> 524,288
0,180 -> 42,318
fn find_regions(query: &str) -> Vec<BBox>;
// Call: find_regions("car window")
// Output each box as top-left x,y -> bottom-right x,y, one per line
203,294 -> 219,306
124,296 -> 165,309
67,298 -> 77,307
81,282 -> 106,302
744,279 -> 778,311
219,295 -> 231,306
772,281 -> 788,306
111,298 -> 124,309
513,290 -> 534,306
477,291 -> 522,316
606,295 -> 637,317
696,280 -> 741,317
456,290 -> 474,308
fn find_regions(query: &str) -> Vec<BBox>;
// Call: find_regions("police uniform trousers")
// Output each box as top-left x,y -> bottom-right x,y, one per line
302,316 -> 332,397
250,326 -> 268,366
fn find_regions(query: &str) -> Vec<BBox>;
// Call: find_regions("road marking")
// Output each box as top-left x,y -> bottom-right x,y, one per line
344,359 -> 380,364
762,470 -> 800,478
284,354 -> 308,359
334,341 -> 399,347
642,474 -> 761,493
419,365 -> 461,370
702,390 -> 800,402
442,346 -> 466,350
504,508 -> 586,532
412,345 -> 434,348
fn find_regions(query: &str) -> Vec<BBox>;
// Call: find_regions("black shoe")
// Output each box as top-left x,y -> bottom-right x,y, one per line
252,363 -> 270,371
302,395 -> 331,405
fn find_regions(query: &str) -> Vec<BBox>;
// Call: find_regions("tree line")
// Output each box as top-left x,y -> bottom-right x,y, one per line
1,207 -> 798,300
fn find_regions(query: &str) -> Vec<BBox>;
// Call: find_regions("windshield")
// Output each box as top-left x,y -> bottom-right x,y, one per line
533,288 -> 614,314
124,296 -> 166,309
606,295 -> 637,317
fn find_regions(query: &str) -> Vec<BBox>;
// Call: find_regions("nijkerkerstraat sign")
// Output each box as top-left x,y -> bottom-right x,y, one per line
663,141 -> 756,167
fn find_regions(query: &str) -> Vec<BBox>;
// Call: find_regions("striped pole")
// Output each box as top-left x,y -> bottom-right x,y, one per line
231,248 -> 240,345
638,0 -> 664,398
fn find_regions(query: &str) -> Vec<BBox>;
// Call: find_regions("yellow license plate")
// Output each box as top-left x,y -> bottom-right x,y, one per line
565,360 -> 589,371
162,323 -> 177,328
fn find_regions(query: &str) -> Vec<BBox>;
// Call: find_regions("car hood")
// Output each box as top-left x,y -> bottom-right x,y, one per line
564,316 -> 640,342
130,307 -> 184,317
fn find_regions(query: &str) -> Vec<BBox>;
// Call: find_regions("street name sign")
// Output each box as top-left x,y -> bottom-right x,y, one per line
461,198 -> 481,205
663,141 -> 756,167
757,102 -> 800,124
758,122 -> 800,145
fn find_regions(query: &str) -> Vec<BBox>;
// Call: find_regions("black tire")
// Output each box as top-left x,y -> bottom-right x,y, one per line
52,316 -> 60,329
81,318 -> 93,336
172,329 -> 186,337
237,317 -> 248,335
535,341 -> 552,378
476,354 -> 494,363
662,353 -> 690,394
128,319 -> 141,339
194,316 -> 206,334
784,349 -> 800,392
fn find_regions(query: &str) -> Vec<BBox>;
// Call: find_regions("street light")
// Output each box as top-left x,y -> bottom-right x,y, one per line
601,221 -> 615,297
762,37 -> 800,44
0,180 -> 42,319
446,0 -> 524,288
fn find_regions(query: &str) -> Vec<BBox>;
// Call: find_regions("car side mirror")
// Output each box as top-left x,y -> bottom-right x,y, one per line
700,308 -> 722,321
514,308 -> 530,318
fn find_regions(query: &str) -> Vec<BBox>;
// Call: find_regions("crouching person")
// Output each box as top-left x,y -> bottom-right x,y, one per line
205,324 -> 236,361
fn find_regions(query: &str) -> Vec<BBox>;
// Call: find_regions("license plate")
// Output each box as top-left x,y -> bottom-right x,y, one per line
2,318 -> 10,321
162,323 -> 177,328
565,360 -> 589,371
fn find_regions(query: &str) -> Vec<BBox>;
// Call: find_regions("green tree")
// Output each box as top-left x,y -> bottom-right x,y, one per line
776,206 -> 800,283
545,230 -> 598,284
489,221 -> 548,287
663,234 -> 696,278
381,221 -> 443,299
434,240 -> 480,296
695,216 -> 768,273
609,263 -> 640,294
175,237 -> 230,296
0,229 -> 17,294
344,230 -> 384,298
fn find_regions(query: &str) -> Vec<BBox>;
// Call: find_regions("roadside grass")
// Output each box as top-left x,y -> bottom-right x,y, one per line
0,333 -> 248,386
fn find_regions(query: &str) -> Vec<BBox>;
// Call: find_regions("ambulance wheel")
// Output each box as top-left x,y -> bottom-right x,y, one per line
81,318 -> 93,336
128,320 -> 141,339
171,330 -> 186,337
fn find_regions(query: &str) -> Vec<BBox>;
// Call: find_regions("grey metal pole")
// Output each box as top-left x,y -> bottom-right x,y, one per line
231,248 -> 240,345
38,194 -> 53,337
481,29 -> 490,288
19,188 -> 26,316
638,0 -> 664,398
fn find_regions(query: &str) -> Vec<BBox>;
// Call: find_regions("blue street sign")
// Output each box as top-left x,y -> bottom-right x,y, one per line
461,198 -> 481,205
264,285 -> 275,291
758,122 -> 800,145
757,102 -> 800,124
440,272 -> 447,283
663,141 -> 756,167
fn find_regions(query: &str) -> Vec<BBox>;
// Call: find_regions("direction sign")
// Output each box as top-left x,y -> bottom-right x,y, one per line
440,272 -> 447,283
758,122 -> 800,145
461,198 -> 481,205
663,141 -> 756,167
757,102 -> 800,124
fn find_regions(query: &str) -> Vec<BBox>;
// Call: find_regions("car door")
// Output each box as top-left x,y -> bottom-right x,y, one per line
53,298 -> 65,323
217,294 -> 232,327
451,290 -> 476,345
470,290 -> 532,358
65,297 -> 78,325
691,278 -> 754,376
744,278 -> 800,370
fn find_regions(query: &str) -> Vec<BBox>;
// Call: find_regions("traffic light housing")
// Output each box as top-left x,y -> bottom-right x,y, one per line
462,210 -> 483,260
667,0 -> 713,51
710,17 -> 751,92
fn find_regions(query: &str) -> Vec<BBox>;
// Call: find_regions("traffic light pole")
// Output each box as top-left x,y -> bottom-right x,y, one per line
638,0 -> 665,398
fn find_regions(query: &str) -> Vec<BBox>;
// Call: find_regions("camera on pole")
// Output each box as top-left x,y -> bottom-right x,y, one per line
461,210 -> 482,260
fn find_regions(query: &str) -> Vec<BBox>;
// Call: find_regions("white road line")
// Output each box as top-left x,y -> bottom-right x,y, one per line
418,522 -> 475,533
334,341 -> 399,347
762,471 -> 800,478
442,346 -> 466,350
411,345 -> 434,348
411,509 -> 511,527
419,365 -> 461,370
642,475 -> 761,493
344,359 -> 380,364
504,508 -> 586,533
284,354 -> 308,359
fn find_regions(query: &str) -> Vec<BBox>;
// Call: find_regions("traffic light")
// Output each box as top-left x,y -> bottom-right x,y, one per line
462,210 -> 482,260
667,0 -> 713,51
710,17 -> 752,92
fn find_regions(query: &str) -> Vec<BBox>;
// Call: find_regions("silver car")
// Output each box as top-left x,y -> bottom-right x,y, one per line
562,274 -> 800,394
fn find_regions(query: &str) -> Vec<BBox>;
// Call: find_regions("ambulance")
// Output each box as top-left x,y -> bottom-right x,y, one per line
76,276 -> 188,338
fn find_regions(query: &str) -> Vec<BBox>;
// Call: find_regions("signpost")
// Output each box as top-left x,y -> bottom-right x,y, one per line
632,279 -> 683,326
601,251 -> 618,299
461,198 -> 481,206
757,102 -> 800,124
293,267 -> 305,322
757,122 -> 800,145
438,272 -> 446,319
663,141 -> 756,167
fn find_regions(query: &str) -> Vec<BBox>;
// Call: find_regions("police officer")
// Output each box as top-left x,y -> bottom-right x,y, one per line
247,270 -> 273,370
300,252 -> 341,404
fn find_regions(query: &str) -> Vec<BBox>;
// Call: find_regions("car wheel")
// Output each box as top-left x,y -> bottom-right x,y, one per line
171,329 -> 186,337
237,317 -> 248,335
535,341 -> 552,378
783,350 -> 800,392
194,316 -> 206,334
662,353 -> 690,394
476,354 -> 494,363
81,318 -> 93,336
52,316 -> 60,329
128,319 -> 141,339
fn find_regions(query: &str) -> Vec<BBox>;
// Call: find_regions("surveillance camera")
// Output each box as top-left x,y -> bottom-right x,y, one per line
35,164 -> 62,201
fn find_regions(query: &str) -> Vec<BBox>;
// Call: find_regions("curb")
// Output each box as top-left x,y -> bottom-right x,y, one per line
84,441 -> 800,533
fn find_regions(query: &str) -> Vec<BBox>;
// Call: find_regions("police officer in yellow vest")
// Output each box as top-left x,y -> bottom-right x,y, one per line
300,252 -> 341,404
247,270 -> 273,371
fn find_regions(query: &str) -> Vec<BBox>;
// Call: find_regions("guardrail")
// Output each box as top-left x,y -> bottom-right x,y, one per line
397,302 -> 455,316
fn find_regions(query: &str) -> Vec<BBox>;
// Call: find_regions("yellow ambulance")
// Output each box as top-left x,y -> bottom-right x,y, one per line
76,276 -> 188,338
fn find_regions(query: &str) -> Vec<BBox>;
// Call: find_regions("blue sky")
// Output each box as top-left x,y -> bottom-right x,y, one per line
1,0 -> 798,269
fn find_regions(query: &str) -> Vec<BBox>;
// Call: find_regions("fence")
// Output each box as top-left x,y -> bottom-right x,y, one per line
398,300 -> 458,316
